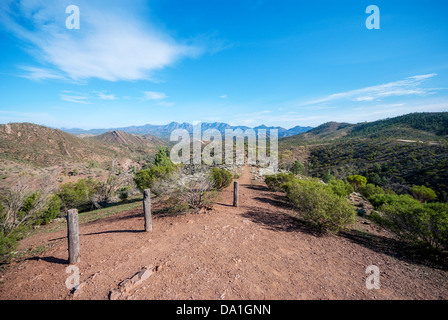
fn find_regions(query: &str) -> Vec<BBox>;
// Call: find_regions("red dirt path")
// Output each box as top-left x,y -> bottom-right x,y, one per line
0,165 -> 447,300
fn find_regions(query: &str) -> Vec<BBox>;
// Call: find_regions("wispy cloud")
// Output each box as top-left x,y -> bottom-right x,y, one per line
94,91 -> 117,100
305,73 -> 439,105
143,91 -> 168,100
18,66 -> 67,81
220,94 -> 228,99
157,101 -> 175,107
1,0 -> 203,82
60,94 -> 92,104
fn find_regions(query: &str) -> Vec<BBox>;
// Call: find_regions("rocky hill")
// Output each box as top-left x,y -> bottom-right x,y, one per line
0,123 -> 125,166
89,130 -> 167,150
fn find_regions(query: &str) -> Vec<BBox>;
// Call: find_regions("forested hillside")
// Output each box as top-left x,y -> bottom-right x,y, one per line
279,112 -> 448,201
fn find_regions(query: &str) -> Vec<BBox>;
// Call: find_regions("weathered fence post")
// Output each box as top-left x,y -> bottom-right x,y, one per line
67,209 -> 80,264
233,181 -> 239,207
143,189 -> 152,231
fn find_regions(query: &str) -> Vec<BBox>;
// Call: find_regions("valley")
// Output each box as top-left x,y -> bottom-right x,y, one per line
0,112 -> 447,301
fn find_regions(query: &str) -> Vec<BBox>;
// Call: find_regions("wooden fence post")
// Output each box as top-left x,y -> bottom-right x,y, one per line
67,209 -> 80,264
233,181 -> 239,207
143,189 -> 152,231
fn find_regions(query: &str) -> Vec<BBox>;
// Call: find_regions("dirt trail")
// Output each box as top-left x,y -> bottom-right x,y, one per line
0,165 -> 447,300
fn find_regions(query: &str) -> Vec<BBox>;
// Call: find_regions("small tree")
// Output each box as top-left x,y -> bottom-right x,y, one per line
168,175 -> 218,213
134,147 -> 177,194
134,169 -> 156,193
99,159 -> 133,203
290,161 -> 304,175
58,178 -> 101,212
1,174 -> 56,235
347,175 -> 367,191
264,172 -> 295,192
358,183 -> 385,199
210,168 -> 233,190
283,179 -> 356,234
154,146 -> 172,167
379,200 -> 448,250
328,179 -> 354,197
409,185 -> 437,203
322,169 -> 334,183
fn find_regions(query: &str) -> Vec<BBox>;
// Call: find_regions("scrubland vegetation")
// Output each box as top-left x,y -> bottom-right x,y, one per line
0,146 -> 237,264
1,112 -> 448,268
264,167 -> 448,251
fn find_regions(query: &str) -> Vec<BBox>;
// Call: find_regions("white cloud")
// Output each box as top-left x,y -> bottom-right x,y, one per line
60,94 -> 92,104
18,66 -> 67,81
157,101 -> 175,107
1,0 -> 202,82
306,73 -> 439,105
94,91 -> 117,100
143,91 -> 168,100
220,94 -> 228,99
353,96 -> 376,102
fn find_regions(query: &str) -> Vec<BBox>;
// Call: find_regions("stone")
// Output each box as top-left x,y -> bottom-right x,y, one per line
120,278 -> 133,292
138,268 -> 153,282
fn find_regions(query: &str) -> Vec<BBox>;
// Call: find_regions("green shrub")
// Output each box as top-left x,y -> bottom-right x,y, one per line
117,186 -> 132,202
283,179 -> 356,234
410,185 -> 437,202
358,183 -> 385,199
380,200 -> 448,250
1,200 -> 26,264
17,192 -> 39,223
328,179 -> 354,197
368,193 -> 415,209
290,161 -> 304,175
134,165 -> 176,193
264,172 -> 296,192
0,230 -> 20,265
210,168 -> 233,190
153,146 -> 172,167
347,175 -> 367,190
58,178 -> 101,212
134,169 -> 154,193
0,202 -> 16,264
424,203 -> 448,249
34,194 -> 62,225
322,170 -> 334,183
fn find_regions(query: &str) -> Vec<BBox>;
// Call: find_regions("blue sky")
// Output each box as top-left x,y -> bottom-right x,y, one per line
0,0 -> 447,129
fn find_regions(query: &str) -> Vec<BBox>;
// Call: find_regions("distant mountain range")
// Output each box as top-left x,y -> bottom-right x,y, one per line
60,122 -> 314,139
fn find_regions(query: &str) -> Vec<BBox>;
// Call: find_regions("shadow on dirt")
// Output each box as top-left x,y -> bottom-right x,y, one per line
240,206 -> 319,237
244,189 -> 448,271
242,184 -> 270,192
340,229 -> 448,271
27,256 -> 67,265
82,229 -> 145,236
